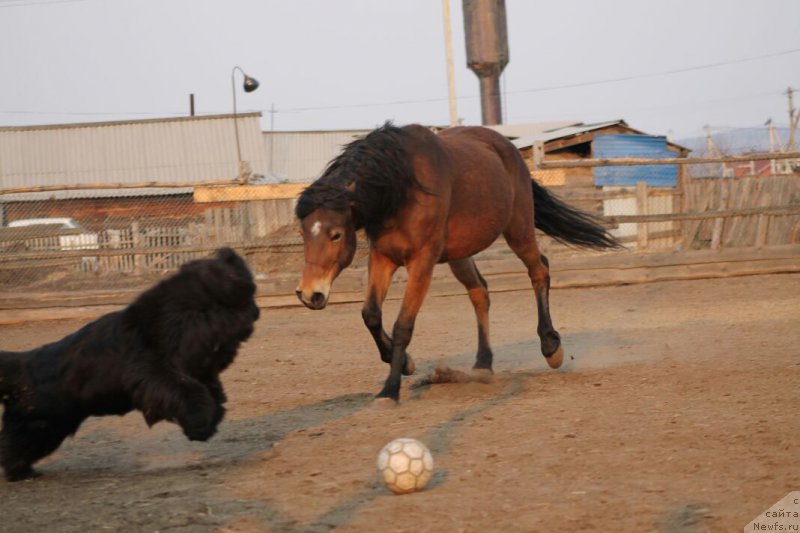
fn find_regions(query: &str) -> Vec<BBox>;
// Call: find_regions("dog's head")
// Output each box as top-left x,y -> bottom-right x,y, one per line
126,248 -> 260,371
186,247 -> 258,311
183,247 -> 260,339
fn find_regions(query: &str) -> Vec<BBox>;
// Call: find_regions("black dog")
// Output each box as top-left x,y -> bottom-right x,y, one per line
0,247 -> 260,481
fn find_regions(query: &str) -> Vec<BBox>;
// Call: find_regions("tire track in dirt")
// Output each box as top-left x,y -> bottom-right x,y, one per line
251,371 -> 533,532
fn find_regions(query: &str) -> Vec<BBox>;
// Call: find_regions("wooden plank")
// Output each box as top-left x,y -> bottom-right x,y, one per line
131,221 -> 143,274
739,177 -> 761,246
538,151 -> 800,169
2,246 -> 799,323
214,209 -> 224,243
676,164 -> 688,249
616,229 -> 680,245
710,179 -> 730,250
253,201 -> 269,238
636,181 -> 648,250
556,187 -> 677,202
723,177 -> 749,247
605,204 -> 800,224
769,178 -> 794,245
193,183 -> 306,203
755,214 -> 770,248
539,131 -> 595,152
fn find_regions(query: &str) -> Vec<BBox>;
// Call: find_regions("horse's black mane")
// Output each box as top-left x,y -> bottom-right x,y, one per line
295,122 -> 430,238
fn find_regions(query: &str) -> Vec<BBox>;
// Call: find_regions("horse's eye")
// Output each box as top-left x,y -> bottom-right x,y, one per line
331,231 -> 342,242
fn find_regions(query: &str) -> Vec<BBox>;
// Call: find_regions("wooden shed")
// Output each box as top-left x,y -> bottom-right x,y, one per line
493,119 -> 688,187
490,120 -> 688,220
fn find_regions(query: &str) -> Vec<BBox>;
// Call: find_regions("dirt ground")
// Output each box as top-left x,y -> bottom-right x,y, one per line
1,273 -> 798,532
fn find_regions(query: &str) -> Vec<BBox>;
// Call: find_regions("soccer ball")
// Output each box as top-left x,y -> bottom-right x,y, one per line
376,437 -> 434,494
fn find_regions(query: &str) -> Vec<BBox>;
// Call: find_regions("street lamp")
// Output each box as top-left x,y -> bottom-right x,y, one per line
231,66 -> 260,180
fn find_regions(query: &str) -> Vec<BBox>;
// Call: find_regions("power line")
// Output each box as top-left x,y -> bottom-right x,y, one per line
0,0 -> 90,8
505,48 -> 800,97
1,48 -> 798,117
277,47 -> 800,113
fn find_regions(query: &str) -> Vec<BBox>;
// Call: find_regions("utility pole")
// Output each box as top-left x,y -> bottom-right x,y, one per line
269,103 -> 276,174
787,86 -> 798,151
441,0 -> 459,126
766,118 -> 782,174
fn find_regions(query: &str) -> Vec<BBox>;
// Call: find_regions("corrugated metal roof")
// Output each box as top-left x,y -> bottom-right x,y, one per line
0,112 -> 261,132
488,121 -> 580,140
510,120 -> 688,152
510,120 -> 629,148
1,113 -> 267,193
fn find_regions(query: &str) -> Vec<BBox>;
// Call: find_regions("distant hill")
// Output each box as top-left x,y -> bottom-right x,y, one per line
677,126 -> 793,156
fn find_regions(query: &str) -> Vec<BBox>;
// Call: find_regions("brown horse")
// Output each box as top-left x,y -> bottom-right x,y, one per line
295,123 -> 618,403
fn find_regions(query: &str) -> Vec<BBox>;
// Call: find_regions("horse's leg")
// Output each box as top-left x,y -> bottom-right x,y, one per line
376,254 -> 437,402
361,250 -> 414,375
504,232 -> 564,369
448,257 -> 493,372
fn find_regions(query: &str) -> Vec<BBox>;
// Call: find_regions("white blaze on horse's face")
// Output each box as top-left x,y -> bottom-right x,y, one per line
296,208 -> 357,310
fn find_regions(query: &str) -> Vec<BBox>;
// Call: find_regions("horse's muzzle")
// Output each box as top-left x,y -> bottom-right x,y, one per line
296,289 -> 328,310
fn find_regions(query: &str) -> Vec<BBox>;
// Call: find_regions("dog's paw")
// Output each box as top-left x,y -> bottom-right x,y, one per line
4,465 -> 40,482
208,382 -> 228,405
212,403 -> 226,426
179,408 -> 220,442
175,386 -> 224,442
182,421 -> 218,442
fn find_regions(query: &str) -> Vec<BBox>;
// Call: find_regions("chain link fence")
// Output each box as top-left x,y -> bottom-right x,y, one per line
0,185 -> 311,292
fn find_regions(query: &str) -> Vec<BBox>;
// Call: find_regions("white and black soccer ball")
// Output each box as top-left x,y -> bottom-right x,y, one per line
376,437 -> 434,494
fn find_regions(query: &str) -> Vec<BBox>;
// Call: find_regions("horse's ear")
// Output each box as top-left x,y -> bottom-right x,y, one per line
345,181 -> 356,210
345,181 -> 361,228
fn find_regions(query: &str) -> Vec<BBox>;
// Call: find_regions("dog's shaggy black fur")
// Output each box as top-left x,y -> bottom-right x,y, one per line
0,247 -> 260,481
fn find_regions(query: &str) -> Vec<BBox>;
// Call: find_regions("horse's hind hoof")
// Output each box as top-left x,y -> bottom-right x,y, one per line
402,354 -> 415,376
545,345 -> 564,369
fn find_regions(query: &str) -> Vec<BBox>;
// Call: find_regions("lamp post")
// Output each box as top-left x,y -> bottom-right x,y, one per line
231,66 -> 260,180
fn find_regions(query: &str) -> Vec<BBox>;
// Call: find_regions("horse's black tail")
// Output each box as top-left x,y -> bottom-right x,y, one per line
0,352 -> 23,399
532,179 -> 621,250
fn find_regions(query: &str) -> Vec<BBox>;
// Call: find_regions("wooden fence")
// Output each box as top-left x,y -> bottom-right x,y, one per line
554,175 -> 800,251
535,150 -> 800,251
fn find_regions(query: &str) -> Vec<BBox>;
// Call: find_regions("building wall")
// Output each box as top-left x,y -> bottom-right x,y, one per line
0,114 -> 267,191
593,134 -> 678,187
262,129 -> 369,182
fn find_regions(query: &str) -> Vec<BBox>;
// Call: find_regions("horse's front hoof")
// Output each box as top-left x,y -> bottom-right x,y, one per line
545,345 -> 564,369
469,368 -> 494,383
402,354 -> 415,376
372,396 -> 398,409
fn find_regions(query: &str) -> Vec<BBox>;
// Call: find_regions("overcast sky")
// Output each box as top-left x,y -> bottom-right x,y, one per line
1,0 -> 798,139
